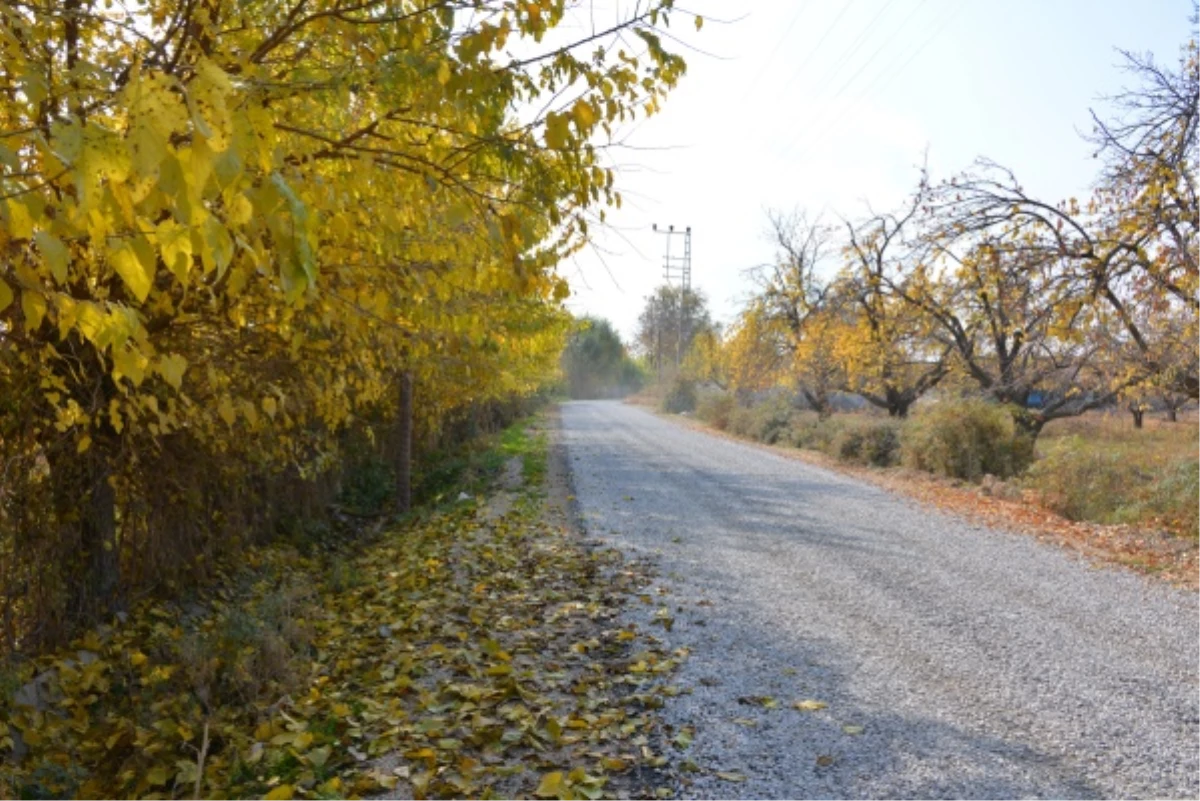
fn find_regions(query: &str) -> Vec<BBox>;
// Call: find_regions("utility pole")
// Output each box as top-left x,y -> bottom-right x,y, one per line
652,223 -> 692,373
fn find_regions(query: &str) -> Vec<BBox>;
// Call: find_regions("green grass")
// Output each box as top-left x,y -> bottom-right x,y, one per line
413,413 -> 547,504
1027,412 -> 1199,538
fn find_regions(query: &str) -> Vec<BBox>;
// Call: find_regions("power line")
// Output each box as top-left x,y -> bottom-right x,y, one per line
779,0 -> 860,93
797,0 -> 966,157
781,0 -> 937,159
746,0 -> 813,92
807,0 -> 902,93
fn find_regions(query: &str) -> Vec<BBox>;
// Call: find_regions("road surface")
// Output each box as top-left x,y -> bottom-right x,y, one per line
559,401 -> 1199,799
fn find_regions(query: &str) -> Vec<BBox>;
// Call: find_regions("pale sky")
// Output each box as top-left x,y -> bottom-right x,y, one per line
559,0 -> 1196,344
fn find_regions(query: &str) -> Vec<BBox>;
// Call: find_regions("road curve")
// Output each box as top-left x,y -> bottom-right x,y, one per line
559,401 -> 1199,800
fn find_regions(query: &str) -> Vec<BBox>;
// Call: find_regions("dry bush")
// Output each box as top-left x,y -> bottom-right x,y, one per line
830,418 -> 902,467
901,399 -> 1035,481
1031,411 -> 1198,536
695,391 -> 735,430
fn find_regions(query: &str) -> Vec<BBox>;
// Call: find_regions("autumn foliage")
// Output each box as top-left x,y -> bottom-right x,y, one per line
0,1 -> 690,650
695,37 -> 1197,438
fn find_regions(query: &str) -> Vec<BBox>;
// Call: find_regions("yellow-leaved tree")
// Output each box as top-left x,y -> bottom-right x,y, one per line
0,0 -> 690,647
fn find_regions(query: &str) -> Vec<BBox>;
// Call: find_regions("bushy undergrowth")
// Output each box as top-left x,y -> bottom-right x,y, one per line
900,399 -> 1034,480
832,419 -> 902,467
727,394 -> 794,444
1025,436 -> 1199,536
695,390 -> 902,465
660,377 -> 698,414
695,392 -> 735,430
688,389 -> 1197,538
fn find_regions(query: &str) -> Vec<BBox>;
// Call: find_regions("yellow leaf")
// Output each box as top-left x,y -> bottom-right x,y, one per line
77,435 -> 92,454
437,61 -> 452,85
21,289 -> 46,331
146,764 -> 170,787
130,651 -> 148,667
156,219 -> 193,283
0,278 -> 12,313
264,784 -> 294,800
34,231 -> 69,284
572,100 -> 597,130
158,353 -> 188,390
227,193 -> 254,226
109,239 -> 155,302
544,112 -> 570,150
792,699 -> 827,712
5,199 -> 34,240
535,771 -> 564,798
217,395 -> 237,426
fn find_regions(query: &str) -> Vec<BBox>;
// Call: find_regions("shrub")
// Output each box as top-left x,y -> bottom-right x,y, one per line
1025,438 -> 1199,535
861,420 -> 902,466
831,427 -> 864,462
696,391 -> 736,430
338,456 -> 394,515
1025,442 -> 1133,522
1154,461 -> 1200,537
661,377 -> 698,413
726,394 -> 794,444
828,419 -> 901,467
901,399 -> 1034,480
788,415 -> 841,451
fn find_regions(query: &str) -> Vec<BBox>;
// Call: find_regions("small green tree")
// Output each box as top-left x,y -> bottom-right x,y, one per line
561,317 -> 644,398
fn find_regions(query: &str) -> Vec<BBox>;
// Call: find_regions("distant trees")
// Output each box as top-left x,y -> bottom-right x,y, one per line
710,33 -> 1197,437
561,318 -> 645,399
635,285 -> 716,377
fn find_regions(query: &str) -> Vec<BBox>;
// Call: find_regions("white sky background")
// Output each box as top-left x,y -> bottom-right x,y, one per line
556,0 -> 1196,344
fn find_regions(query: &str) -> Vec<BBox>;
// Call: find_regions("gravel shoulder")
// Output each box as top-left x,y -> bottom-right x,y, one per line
559,400 -> 1200,800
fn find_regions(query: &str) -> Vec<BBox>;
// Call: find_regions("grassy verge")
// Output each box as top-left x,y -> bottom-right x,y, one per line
1029,417 -> 1199,539
0,415 -> 683,800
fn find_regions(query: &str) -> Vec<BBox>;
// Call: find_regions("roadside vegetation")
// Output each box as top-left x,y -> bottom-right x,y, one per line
0,417 -> 684,800
0,0 -> 690,657
680,390 -> 1198,541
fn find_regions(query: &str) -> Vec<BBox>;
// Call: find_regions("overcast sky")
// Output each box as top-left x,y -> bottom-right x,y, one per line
558,0 -> 1195,343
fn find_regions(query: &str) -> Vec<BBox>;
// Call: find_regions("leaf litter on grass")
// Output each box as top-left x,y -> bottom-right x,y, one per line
0,495 -> 685,800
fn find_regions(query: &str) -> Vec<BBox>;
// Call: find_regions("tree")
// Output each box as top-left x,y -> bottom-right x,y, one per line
922,38 -> 1197,403
634,284 -> 714,378
561,317 -> 642,399
901,214 -> 1123,437
720,302 -> 787,401
751,211 -> 842,417
837,183 -> 951,418
0,0 -> 691,641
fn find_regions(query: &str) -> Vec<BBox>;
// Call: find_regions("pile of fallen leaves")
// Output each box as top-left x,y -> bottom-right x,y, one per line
0,495 -> 685,799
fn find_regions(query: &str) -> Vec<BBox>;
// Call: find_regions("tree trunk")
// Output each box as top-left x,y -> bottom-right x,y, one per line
57,448 -> 120,624
396,372 -> 413,513
1131,408 -> 1144,429
1166,406 -> 1178,422
84,462 -> 119,612
1011,407 -> 1045,441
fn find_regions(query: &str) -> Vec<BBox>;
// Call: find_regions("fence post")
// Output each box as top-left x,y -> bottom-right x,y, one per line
397,371 -> 413,513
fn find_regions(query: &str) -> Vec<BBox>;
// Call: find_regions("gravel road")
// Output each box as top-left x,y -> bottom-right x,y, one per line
559,401 -> 1199,800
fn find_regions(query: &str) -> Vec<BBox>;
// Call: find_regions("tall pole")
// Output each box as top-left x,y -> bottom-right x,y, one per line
652,223 -> 692,373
